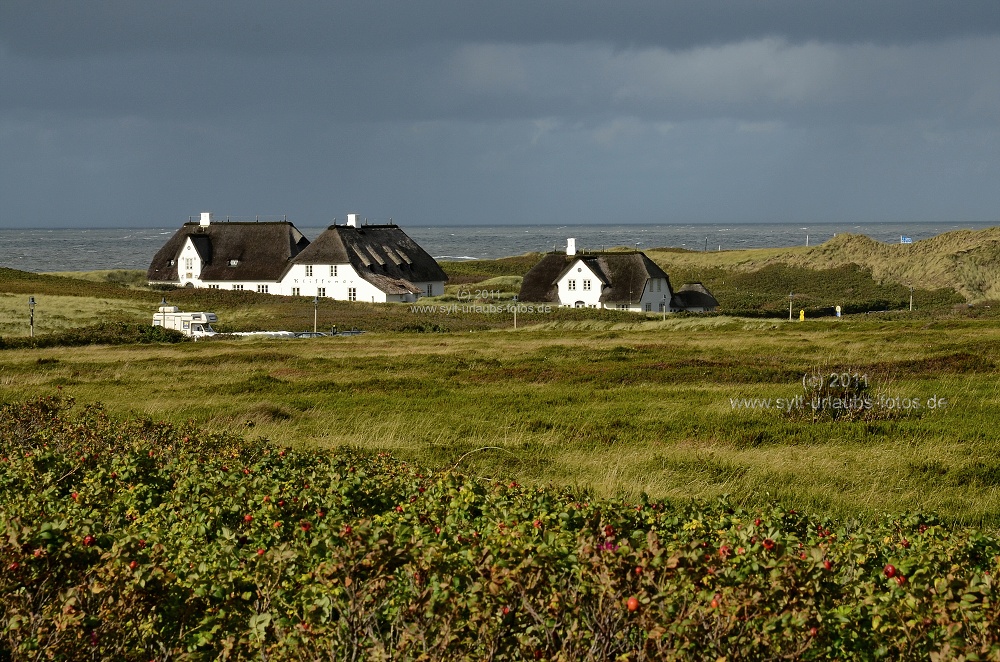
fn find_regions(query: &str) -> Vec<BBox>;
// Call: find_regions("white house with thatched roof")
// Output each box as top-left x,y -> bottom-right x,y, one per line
519,239 -> 673,312
147,213 -> 446,303
284,214 -> 447,303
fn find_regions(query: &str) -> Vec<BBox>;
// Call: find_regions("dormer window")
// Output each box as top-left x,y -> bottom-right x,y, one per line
229,259 -> 239,267
168,259 -> 175,267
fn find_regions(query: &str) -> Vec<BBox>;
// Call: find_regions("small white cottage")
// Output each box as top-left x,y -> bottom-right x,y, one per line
518,239 -> 674,312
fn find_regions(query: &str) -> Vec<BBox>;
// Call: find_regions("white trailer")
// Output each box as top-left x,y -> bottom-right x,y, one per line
152,306 -> 218,338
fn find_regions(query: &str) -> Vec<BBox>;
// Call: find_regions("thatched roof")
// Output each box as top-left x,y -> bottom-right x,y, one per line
519,251 -> 671,304
148,222 -> 309,283
292,224 -> 448,289
672,282 -> 720,310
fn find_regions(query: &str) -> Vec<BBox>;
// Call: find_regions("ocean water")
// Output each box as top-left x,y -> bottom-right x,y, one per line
0,222 -> 995,273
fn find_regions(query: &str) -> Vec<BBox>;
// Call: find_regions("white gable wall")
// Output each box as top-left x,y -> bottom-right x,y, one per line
556,260 -> 603,308
178,238 -> 204,287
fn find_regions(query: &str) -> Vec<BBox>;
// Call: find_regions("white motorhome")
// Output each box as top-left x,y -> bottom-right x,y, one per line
152,306 -> 218,338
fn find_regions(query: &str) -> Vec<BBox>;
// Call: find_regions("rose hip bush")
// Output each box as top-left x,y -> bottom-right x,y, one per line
2,396 -> 999,660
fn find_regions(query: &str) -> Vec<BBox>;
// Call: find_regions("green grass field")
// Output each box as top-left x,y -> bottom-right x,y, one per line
4,228 -> 1000,526
2,313 -> 998,526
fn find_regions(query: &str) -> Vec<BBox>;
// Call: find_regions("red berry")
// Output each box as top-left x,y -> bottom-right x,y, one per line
635,566 -> 642,575
710,598 -> 719,608
83,535 -> 95,546
71,492 -> 78,500
754,518 -> 762,526
809,627 -> 818,637
8,562 -> 19,571
627,596 -> 639,612
342,526 -> 352,535
883,564 -> 897,578
129,560 -> 138,570
824,559 -> 833,571
273,521 -> 282,528
244,514 -> 253,523
895,574 -> 906,586
762,539 -> 775,551
301,522 -> 311,532
901,539 -> 910,548
502,606 -> 510,615
33,548 -> 43,558
257,548 -> 265,556
533,520 -> 542,528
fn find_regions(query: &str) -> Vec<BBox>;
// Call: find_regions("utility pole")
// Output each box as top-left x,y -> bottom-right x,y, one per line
789,293 -> 793,321
909,285 -> 913,312
29,296 -> 35,338
313,296 -> 319,333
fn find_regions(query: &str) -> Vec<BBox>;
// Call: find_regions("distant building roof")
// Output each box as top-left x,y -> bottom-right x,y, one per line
671,282 -> 720,310
291,224 -> 448,288
147,221 -> 309,283
519,251 -> 670,304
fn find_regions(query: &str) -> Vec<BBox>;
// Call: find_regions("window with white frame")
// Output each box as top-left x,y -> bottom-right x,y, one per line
232,284 -> 243,291
645,303 -> 651,312
317,287 -> 326,297
426,284 -> 433,296
305,265 -> 313,277
583,280 -> 591,291
568,279 -> 576,291
291,287 -> 300,296
348,287 -> 357,301
184,258 -> 193,270
208,284 -> 219,289
257,285 -> 268,293
331,265 -> 337,277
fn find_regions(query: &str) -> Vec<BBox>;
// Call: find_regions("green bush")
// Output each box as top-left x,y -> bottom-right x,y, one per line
2,397 -> 1000,660
0,323 -> 188,350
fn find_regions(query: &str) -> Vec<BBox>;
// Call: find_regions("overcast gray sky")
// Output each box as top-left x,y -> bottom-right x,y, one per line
2,1 -> 999,228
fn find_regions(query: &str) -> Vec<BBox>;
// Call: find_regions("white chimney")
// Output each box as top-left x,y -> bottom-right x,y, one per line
566,238 -> 576,256
199,212 -> 211,227
347,213 -> 360,228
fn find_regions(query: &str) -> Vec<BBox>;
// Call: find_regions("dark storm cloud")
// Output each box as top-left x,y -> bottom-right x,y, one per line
4,0 -> 1000,58
2,1 -> 1000,227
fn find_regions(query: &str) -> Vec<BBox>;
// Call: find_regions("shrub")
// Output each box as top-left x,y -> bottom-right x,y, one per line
2,397 -> 1000,659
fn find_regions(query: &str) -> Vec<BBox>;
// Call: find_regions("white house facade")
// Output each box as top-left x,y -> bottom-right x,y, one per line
148,213 -> 447,302
520,239 -> 676,312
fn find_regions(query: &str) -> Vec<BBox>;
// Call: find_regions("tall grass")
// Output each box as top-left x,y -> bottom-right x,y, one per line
2,320 -> 999,525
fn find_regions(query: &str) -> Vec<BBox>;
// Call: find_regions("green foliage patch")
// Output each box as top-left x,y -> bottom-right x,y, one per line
3,397 -> 1000,660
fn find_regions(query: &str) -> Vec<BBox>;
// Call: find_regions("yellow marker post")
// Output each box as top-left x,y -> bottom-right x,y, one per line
799,309 -> 805,322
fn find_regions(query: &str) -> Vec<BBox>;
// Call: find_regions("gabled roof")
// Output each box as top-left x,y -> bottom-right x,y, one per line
519,251 -> 671,303
291,224 -> 448,289
672,282 -> 720,310
148,221 -> 309,283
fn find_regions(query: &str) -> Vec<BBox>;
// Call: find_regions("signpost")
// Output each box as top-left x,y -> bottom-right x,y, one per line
29,296 -> 35,338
